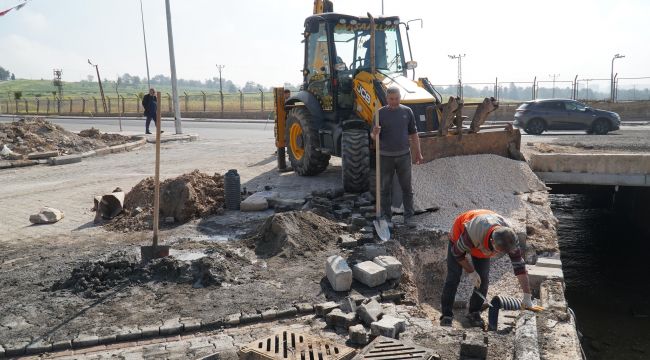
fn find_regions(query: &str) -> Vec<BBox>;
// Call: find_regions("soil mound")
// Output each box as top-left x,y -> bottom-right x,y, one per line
106,170 -> 225,232
78,127 -> 132,146
249,210 -> 342,258
0,118 -> 133,159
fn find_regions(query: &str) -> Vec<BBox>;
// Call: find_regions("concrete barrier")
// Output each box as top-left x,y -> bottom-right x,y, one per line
49,154 -> 82,166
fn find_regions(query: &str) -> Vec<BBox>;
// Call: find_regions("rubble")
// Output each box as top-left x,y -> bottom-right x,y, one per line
29,207 -> 64,224
325,309 -> 357,328
315,302 -> 340,316
348,324 -> 369,345
240,191 -> 276,212
326,255 -> 353,292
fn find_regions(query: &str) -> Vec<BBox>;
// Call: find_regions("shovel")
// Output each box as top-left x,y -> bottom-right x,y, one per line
373,100 -> 391,242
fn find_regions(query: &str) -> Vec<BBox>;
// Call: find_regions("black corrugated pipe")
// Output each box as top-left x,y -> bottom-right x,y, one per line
487,295 -> 522,331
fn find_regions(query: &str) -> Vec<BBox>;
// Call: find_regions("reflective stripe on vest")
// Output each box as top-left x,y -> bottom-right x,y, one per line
450,209 -> 506,259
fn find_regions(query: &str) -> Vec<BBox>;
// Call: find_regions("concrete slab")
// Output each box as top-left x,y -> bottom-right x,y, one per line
370,315 -> 406,338
326,255 -> 353,291
353,261 -> 387,288
357,299 -> 383,326
48,154 -> 82,166
27,150 -> 58,159
373,255 -> 403,280
526,265 -> 564,292
536,257 -> 562,269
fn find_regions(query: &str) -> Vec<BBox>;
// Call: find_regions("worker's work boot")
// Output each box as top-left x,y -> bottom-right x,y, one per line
465,312 -> 486,329
403,216 -> 416,228
439,315 -> 453,327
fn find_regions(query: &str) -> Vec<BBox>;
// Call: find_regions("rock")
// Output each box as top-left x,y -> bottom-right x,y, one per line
340,296 -> 357,313
29,207 -> 64,224
357,299 -> 383,326
334,208 -> 352,219
337,234 -> 358,248
240,191 -> 277,212
294,303 -> 314,314
370,316 -> 406,338
348,324 -> 369,345
373,256 -> 402,280
133,207 -> 144,215
461,330 -> 488,359
315,301 -> 340,317
325,309 -> 357,328
353,261 -> 387,288
326,255 -> 353,291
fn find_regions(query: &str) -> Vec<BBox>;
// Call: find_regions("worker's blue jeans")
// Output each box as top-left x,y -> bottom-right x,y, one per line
440,241 -> 491,317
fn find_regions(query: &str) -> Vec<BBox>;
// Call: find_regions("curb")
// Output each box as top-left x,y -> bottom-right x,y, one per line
0,302 -> 317,358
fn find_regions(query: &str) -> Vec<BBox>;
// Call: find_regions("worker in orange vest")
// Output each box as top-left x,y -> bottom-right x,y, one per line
440,209 -> 539,328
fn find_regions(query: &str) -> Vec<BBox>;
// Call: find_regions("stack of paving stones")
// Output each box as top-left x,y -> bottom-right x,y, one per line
307,188 -> 376,243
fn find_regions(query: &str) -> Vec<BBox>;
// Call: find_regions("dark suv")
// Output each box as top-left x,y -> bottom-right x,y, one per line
513,99 -> 621,135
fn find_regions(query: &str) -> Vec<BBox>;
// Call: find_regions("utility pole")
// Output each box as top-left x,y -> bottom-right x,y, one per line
216,64 -> 225,115
139,0 -> 151,89
165,0 -> 182,134
611,53 -> 625,102
448,54 -> 466,99
381,0 -> 384,15
88,60 -> 108,113
549,74 -> 559,98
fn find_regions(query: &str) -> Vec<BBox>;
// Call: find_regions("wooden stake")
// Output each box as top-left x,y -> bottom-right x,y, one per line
153,91 -> 162,247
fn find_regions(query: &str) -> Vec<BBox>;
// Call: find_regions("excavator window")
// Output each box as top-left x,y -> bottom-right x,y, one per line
332,23 -> 404,75
305,22 -> 333,110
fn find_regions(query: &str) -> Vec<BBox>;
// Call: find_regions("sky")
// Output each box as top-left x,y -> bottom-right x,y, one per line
0,0 -> 649,89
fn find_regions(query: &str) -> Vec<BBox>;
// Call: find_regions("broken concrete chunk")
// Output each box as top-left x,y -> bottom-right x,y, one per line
340,296 -> 357,313
29,207 -> 64,224
267,197 -> 305,210
461,330 -> 488,359
27,150 -> 58,160
240,191 -> 277,212
326,255 -> 353,292
381,289 -> 406,303
526,264 -> 564,293
353,261 -> 387,288
325,309 -> 357,328
348,324 -> 369,345
370,316 -> 406,338
315,301 -> 340,317
337,234 -> 358,249
357,299 -> 384,326
373,256 -> 402,280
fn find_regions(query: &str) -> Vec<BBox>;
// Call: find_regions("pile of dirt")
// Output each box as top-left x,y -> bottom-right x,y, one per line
52,251 -> 230,298
248,210 -> 342,258
78,127 -> 133,146
105,170 -> 225,232
0,117 -> 128,160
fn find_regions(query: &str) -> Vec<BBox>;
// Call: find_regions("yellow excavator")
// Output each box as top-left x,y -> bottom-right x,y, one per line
274,0 -> 521,192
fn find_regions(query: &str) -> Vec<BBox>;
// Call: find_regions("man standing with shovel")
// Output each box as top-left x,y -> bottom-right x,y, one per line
370,86 -> 424,227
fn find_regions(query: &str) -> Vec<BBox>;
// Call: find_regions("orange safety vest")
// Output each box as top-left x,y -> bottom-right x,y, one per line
450,209 -> 502,259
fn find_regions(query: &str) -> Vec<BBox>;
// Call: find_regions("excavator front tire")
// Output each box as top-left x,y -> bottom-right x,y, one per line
341,129 -> 370,193
286,107 -> 330,176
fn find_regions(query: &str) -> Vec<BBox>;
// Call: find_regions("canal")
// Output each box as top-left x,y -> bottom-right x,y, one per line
550,187 -> 650,360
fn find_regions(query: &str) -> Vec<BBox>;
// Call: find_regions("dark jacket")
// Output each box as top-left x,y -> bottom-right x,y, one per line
142,94 -> 157,117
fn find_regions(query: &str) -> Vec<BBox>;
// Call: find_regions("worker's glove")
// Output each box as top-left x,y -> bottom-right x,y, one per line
467,271 -> 481,288
522,293 -> 545,312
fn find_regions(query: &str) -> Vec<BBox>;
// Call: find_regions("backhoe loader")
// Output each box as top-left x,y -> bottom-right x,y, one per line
274,0 -> 521,192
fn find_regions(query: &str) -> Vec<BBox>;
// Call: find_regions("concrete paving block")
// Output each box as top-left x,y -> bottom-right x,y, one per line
49,154 -> 82,166
240,313 -> 262,324
358,233 -> 375,245
225,313 -> 241,326
370,316 -> 406,338
348,324 -> 370,345
139,325 -> 160,338
536,257 -> 562,269
381,289 -> 406,303
357,299 -> 384,326
325,309 -> 357,328
277,307 -> 298,318
25,341 -> 52,355
116,327 -> 142,342
294,303 -> 314,314
27,150 -> 59,160
337,234 -> 358,248
526,265 -> 564,292
261,309 -> 278,320
340,296 -> 357,313
326,255 -> 353,291
353,261 -> 387,288
359,244 -> 387,260
72,334 -> 99,348
160,322 -> 184,335
461,330 -> 488,359
4,342 -> 28,357
51,340 -> 72,351
315,301 -> 340,316
183,320 -> 202,332
373,256 -> 403,280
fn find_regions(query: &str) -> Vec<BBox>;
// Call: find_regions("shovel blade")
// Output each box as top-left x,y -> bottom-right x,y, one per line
373,219 -> 391,242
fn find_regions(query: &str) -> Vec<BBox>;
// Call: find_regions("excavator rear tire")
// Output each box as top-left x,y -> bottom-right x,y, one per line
342,129 -> 370,193
286,107 -> 330,176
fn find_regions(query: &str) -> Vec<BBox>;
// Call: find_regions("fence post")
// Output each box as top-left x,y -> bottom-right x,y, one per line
239,90 -> 243,113
108,97 -> 112,113
93,97 -> 98,114
46,99 -> 50,114
57,97 -> 61,114
184,92 -> 189,112
532,76 -> 537,100
259,88 -> 264,112
167,93 -> 172,113
24,99 -> 29,114
36,98 -> 40,114
15,99 -> 19,114
494,77 -> 498,100
136,95 -> 141,113
220,91 -> 224,117
201,91 -> 206,112
121,95 -> 125,114
69,98 -> 73,113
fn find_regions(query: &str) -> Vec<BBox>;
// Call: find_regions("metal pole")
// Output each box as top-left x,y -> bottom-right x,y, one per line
139,0 -> 151,89
216,64 -> 225,115
89,61 -> 108,113
165,0 -> 182,134
153,91 -> 162,247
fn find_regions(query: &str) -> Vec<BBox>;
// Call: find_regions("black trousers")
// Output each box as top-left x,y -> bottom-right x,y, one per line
380,153 -> 414,219
440,241 -> 491,317
145,115 -> 156,132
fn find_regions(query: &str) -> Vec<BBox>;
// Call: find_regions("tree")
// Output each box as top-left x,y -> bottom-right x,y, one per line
0,66 -> 9,81
10,73 -> 15,81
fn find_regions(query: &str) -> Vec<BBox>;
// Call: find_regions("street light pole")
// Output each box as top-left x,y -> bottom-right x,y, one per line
611,53 -> 625,102
165,0 -> 182,134
448,54 -> 466,99
216,64 -> 225,115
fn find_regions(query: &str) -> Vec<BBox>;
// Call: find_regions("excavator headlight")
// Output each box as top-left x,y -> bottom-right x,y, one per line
339,19 -> 347,24
350,19 -> 357,25
385,20 -> 391,25
393,20 -> 399,25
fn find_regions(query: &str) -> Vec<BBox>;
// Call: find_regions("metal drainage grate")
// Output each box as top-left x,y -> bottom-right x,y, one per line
358,336 -> 440,360
240,330 -> 356,360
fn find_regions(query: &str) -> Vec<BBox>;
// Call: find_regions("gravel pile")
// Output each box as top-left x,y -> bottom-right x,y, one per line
409,154 -> 547,232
